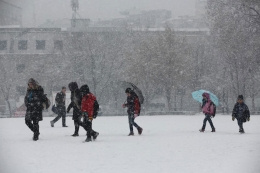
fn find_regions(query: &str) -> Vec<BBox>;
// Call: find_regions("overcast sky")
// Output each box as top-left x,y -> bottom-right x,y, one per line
11,0 -> 196,27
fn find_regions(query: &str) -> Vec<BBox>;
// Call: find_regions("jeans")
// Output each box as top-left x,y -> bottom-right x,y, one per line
202,114 -> 215,130
128,112 -> 140,132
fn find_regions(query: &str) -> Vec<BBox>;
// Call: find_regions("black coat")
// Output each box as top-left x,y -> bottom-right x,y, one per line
67,88 -> 82,120
232,102 -> 250,122
126,91 -> 140,115
24,86 -> 44,121
55,92 -> 66,113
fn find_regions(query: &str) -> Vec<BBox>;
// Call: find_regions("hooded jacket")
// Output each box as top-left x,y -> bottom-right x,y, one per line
202,93 -> 214,115
67,82 -> 82,119
24,79 -> 44,121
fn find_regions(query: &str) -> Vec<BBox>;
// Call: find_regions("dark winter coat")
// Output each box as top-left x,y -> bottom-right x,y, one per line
24,86 -> 44,121
232,102 -> 250,122
126,91 -> 141,115
55,92 -> 66,113
67,88 -> 82,120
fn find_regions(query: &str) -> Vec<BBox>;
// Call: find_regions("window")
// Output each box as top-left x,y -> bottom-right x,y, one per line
0,40 -> 7,50
54,40 -> 63,50
16,64 -> 25,73
36,40 -> 46,50
18,40 -> 27,50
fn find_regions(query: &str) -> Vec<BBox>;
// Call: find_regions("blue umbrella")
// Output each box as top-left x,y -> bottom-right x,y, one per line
192,90 -> 219,106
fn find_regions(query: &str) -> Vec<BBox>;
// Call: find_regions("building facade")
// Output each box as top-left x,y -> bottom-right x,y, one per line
0,26 -> 209,115
0,0 -> 22,26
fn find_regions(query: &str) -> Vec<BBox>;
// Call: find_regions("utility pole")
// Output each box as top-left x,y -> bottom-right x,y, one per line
33,1 -> 36,27
71,0 -> 79,28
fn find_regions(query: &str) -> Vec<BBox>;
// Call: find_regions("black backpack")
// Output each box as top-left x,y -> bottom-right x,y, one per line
211,102 -> 216,117
93,100 -> 99,119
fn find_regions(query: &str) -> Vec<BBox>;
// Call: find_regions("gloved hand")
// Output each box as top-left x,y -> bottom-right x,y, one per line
82,112 -> 87,117
232,116 -> 235,121
88,117 -> 93,121
247,117 -> 250,121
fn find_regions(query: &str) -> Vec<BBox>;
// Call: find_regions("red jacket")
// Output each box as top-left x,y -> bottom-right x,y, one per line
81,93 -> 96,118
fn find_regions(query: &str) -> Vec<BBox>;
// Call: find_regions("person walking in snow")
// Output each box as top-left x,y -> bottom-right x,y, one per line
199,92 -> 216,132
80,85 -> 99,142
25,78 -> 45,141
50,87 -> 68,127
122,88 -> 143,136
67,82 -> 84,136
232,95 -> 250,133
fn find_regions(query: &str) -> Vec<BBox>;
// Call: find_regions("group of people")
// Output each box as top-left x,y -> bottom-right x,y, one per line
48,82 -> 100,142
24,78 -> 250,142
24,78 -> 143,141
199,93 -> 250,134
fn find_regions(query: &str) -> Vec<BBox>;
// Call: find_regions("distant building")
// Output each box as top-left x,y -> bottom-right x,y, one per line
126,9 -> 172,29
0,26 -> 209,115
0,0 -> 22,27
195,0 -> 207,19
91,9 -> 172,29
164,0 -> 208,30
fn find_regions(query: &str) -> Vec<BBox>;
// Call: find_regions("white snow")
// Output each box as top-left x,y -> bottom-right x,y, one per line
0,115 -> 260,173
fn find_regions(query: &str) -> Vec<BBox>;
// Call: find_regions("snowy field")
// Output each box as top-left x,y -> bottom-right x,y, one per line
1,115 -> 260,173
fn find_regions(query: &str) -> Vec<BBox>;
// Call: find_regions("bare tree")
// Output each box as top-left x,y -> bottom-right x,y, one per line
0,56 -> 14,117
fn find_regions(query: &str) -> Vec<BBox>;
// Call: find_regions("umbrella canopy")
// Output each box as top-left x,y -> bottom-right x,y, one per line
118,81 -> 144,104
192,89 -> 219,106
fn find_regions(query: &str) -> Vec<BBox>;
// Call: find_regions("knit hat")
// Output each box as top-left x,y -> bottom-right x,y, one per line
125,88 -> 132,93
237,95 -> 244,100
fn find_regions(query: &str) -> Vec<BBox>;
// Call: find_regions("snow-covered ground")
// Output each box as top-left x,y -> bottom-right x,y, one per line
0,115 -> 260,173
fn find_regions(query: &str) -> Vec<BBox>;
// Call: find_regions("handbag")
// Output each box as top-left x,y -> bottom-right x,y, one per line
52,104 -> 58,114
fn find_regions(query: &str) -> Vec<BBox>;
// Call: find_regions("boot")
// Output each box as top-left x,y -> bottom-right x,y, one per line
62,125 -> 68,127
33,132 -> 40,141
211,128 -> 216,132
128,132 -> 134,136
71,133 -> 79,137
200,124 -> 206,132
85,137 -> 92,142
239,128 -> 245,133
137,127 -> 143,135
50,121 -> 54,127
93,132 -> 99,141
199,129 -> 205,132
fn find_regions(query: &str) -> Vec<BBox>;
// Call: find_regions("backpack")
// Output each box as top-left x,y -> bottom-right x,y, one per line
134,96 -> 141,115
93,100 -> 99,119
211,102 -> 216,117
